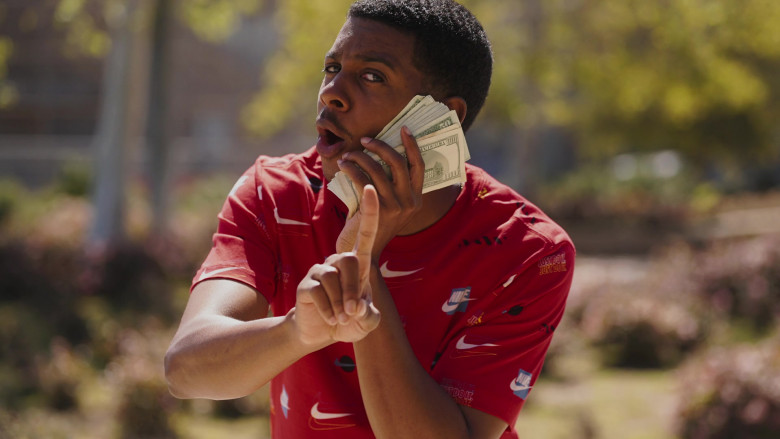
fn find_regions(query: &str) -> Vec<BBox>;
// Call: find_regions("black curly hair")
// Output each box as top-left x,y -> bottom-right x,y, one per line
348,0 -> 493,131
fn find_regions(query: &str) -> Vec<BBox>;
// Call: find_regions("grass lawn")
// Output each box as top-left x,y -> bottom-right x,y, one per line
515,369 -> 677,439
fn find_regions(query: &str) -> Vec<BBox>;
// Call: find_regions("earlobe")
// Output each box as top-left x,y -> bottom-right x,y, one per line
442,96 -> 468,125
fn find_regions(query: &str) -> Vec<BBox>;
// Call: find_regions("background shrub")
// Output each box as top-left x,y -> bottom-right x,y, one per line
675,332 -> 780,439
694,237 -> 780,334
579,289 -> 706,369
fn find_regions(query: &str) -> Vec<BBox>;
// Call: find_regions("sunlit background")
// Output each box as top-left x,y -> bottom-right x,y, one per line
1,0 -> 779,438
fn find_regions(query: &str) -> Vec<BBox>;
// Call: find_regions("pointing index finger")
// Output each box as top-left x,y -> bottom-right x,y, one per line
353,184 -> 379,282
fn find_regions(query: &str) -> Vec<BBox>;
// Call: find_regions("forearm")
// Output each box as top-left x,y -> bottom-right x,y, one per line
353,268 -> 470,438
165,310 -> 325,400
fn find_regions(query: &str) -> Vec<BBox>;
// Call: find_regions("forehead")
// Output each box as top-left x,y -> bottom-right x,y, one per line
328,17 -> 418,68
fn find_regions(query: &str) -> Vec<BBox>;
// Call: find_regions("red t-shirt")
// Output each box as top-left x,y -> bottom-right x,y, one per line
193,147 -> 575,438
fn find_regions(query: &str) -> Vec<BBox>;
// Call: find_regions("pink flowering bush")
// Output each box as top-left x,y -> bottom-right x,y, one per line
675,332 -> 780,438
693,237 -> 780,333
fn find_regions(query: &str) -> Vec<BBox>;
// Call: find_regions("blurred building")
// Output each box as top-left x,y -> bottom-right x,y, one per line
0,0 -> 285,188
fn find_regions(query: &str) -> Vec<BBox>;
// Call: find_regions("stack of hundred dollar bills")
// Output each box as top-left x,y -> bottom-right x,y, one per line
328,95 -> 471,217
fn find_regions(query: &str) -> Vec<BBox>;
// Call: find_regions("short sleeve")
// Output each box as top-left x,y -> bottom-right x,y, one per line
192,163 -> 278,303
431,241 -> 575,427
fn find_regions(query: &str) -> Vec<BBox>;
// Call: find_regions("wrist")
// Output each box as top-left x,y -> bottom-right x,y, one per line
285,308 -> 333,352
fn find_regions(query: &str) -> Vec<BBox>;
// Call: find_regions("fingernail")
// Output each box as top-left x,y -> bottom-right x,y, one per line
338,313 -> 349,324
328,316 -> 338,325
361,137 -> 372,145
345,300 -> 356,315
402,126 -> 412,136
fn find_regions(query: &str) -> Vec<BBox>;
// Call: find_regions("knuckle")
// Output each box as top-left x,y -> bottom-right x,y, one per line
320,269 -> 339,283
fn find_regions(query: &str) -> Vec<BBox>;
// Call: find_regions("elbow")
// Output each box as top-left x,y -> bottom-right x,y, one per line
164,346 -> 192,399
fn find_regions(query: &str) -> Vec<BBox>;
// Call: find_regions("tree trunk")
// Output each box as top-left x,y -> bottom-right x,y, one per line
89,1 -> 139,247
146,0 -> 173,235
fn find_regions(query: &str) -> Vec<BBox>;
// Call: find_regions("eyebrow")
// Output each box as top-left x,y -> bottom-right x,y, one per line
325,51 -> 400,72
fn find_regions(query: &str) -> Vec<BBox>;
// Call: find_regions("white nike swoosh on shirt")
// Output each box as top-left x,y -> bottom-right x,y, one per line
274,208 -> 311,226
441,298 -> 475,313
229,176 -> 248,196
455,335 -> 498,350
380,261 -> 423,278
510,379 -> 532,392
198,266 -> 241,282
310,402 -> 352,420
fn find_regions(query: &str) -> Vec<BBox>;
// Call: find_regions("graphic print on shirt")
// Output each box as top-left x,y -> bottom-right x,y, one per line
308,176 -> 323,193
458,235 -> 506,248
198,266 -> 242,282
334,355 -> 355,373
379,261 -> 423,279
510,369 -> 533,400
442,287 -> 474,315
538,250 -> 568,275
466,311 -> 485,327
280,385 -> 290,419
451,334 -> 498,358
440,377 -> 476,407
229,175 -> 249,196
502,305 -> 524,316
273,207 -> 311,227
308,402 -> 356,431
492,272 -> 518,297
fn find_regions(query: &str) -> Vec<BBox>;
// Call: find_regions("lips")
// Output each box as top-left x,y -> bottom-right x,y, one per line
315,119 -> 348,159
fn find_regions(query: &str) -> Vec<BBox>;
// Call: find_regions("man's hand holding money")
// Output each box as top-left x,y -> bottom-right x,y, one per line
335,126 -> 424,261
329,95 -> 471,218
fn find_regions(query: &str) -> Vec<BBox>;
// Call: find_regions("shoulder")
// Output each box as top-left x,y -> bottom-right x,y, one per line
463,164 -> 574,257
252,147 -> 322,185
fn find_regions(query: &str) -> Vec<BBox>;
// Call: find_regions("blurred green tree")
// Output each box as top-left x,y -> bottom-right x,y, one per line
46,0 -> 265,245
3,0 -> 780,242
244,0 -> 780,175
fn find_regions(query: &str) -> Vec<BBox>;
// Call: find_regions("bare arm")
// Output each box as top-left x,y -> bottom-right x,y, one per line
354,267 -> 509,438
164,279 -> 320,400
337,131 -> 509,438
165,208 -> 382,400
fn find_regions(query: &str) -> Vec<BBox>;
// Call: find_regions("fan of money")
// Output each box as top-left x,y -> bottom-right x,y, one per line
328,95 -> 471,217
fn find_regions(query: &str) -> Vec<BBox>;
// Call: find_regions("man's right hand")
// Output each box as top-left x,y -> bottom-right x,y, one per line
292,185 -> 381,346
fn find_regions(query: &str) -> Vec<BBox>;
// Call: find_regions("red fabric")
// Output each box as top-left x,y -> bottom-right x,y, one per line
193,147 -> 575,438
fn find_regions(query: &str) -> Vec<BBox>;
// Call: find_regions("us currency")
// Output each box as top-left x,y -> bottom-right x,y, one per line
328,95 -> 471,217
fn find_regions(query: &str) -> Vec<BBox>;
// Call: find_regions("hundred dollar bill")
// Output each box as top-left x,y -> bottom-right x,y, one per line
379,109 -> 459,152
375,95 -> 433,140
328,95 -> 471,217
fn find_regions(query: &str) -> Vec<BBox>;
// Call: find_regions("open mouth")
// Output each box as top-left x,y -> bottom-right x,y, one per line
322,129 -> 343,146
315,125 -> 347,160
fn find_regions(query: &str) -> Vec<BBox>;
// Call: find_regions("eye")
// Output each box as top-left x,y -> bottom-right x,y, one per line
362,71 -> 384,83
322,64 -> 340,74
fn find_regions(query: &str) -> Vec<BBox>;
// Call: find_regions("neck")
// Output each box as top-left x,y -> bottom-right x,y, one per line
398,183 -> 462,236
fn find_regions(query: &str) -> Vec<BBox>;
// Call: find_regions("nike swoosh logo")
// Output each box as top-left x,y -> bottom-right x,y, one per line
380,261 -> 423,278
274,208 -> 311,226
310,402 -> 352,420
510,379 -> 532,392
441,298 -> 475,313
198,266 -> 240,282
229,176 -> 248,196
455,335 -> 498,350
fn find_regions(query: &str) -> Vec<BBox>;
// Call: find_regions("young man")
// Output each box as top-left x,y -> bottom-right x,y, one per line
165,1 -> 575,438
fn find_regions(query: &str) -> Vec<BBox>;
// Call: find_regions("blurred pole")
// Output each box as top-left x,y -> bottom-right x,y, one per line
89,1 -> 139,246
517,0 -> 544,198
145,0 -> 172,235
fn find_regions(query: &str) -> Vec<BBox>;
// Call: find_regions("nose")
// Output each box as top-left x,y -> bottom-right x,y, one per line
318,75 -> 350,112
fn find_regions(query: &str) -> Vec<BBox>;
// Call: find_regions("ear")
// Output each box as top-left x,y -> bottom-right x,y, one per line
442,96 -> 468,125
